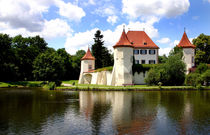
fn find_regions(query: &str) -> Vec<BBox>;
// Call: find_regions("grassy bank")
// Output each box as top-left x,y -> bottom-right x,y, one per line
58,80 -> 210,91
0,81 -> 44,88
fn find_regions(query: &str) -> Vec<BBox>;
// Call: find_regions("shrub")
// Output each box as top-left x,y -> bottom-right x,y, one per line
195,63 -> 209,74
55,80 -> 62,86
48,82 -> 56,90
185,73 -> 203,87
201,69 -> 210,86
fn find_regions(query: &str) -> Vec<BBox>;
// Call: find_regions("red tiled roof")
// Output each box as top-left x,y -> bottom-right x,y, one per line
81,48 -> 95,60
113,29 -> 133,48
177,32 -> 196,48
127,31 -> 159,49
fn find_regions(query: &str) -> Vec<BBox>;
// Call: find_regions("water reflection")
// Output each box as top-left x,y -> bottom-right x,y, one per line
0,89 -> 210,135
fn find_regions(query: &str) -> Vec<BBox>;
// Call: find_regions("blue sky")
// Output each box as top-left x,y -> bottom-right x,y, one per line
0,0 -> 210,55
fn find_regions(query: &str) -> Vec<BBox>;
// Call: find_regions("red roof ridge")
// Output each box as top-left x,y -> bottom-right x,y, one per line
177,32 -> 196,48
113,29 -> 133,48
81,48 -> 95,60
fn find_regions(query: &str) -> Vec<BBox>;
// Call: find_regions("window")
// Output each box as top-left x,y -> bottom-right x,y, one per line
149,50 -> 156,54
144,42 -> 147,45
135,60 -> 139,64
141,60 -> 145,64
88,65 -> 92,70
192,56 -> 194,63
140,50 -> 147,54
134,49 -> 139,54
149,60 -> 156,64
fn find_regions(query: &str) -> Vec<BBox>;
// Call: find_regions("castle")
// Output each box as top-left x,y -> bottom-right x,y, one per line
79,28 -> 195,86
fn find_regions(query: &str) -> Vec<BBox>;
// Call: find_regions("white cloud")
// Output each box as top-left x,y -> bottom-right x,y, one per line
54,0 -> 86,22
159,47 -> 172,56
0,0 -> 52,32
107,16 -> 118,25
42,19 -> 73,39
94,5 -> 116,16
122,0 -> 190,18
157,37 -> 171,44
65,20 -> 159,55
0,19 -> 72,39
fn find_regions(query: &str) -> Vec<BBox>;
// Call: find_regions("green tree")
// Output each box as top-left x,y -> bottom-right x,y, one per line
71,50 -> 86,80
91,30 -> 113,69
158,54 -> 168,63
145,47 -> 186,86
0,34 -> 18,81
193,33 -> 210,64
195,63 -> 209,74
33,48 -> 65,81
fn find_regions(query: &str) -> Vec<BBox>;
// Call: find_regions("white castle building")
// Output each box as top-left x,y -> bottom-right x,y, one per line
79,28 -> 195,86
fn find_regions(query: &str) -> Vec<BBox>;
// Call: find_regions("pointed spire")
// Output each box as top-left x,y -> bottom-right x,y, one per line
113,26 -> 133,48
177,31 -> 196,48
81,48 -> 95,60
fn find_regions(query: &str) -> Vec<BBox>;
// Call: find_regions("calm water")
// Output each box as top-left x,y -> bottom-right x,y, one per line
0,88 -> 210,135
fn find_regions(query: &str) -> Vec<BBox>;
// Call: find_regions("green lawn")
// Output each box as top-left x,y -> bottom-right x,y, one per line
0,81 -> 44,88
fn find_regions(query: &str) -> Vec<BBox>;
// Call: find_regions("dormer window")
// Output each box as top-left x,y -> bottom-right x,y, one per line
144,42 -> 147,45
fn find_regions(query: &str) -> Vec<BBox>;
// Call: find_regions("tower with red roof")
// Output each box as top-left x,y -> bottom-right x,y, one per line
78,48 -> 95,84
111,28 -> 134,86
177,31 -> 196,73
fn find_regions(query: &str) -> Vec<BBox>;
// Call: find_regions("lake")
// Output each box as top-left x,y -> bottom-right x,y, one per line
0,88 -> 210,135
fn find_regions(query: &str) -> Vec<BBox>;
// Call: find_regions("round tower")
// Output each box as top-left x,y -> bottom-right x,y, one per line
177,31 -> 196,73
111,28 -> 134,86
78,48 -> 95,84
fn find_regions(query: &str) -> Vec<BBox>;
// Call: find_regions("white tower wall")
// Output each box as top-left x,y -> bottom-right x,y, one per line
112,47 -> 133,86
183,48 -> 195,73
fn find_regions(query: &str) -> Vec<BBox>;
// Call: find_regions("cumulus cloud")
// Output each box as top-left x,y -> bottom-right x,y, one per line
0,0 -> 52,32
122,0 -> 190,18
107,16 -> 118,25
157,37 -> 171,44
54,0 -> 86,22
65,20 -> 159,55
0,19 -> 72,39
159,47 -> 172,56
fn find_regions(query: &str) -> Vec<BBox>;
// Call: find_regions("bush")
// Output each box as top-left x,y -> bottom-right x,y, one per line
55,80 -> 62,86
201,69 -> 210,86
195,63 -> 209,74
48,82 -> 56,90
185,73 -> 203,87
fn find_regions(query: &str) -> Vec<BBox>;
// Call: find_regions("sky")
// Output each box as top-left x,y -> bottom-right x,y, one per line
0,0 -> 210,56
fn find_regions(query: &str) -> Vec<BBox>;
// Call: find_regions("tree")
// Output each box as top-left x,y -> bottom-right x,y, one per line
145,47 -> 186,86
91,30 -> 113,69
193,34 -> 210,64
71,50 -> 86,80
33,48 -> 65,81
0,34 -> 18,81
158,55 -> 168,63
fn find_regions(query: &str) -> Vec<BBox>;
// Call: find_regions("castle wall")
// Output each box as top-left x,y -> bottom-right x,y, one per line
133,72 -> 147,84
183,48 -> 195,73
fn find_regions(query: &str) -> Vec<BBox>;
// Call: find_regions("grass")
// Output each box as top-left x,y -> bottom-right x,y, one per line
0,81 -> 44,88
59,80 -> 207,91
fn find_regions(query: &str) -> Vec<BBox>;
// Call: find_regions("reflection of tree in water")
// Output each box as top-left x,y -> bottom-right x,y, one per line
90,102 -> 111,135
0,89 -> 79,134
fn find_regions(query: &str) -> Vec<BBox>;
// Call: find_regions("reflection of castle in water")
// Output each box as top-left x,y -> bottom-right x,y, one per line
79,91 -> 160,134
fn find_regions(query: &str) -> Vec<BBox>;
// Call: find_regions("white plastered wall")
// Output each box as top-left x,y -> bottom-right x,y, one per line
111,47 -> 133,86
134,49 -> 158,64
133,72 -> 147,84
79,60 -> 95,84
183,48 -> 195,73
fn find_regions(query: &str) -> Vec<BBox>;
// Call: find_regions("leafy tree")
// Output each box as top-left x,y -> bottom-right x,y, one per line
71,50 -> 86,80
195,63 -> 209,74
0,34 -> 18,81
193,34 -> 210,64
185,73 -> 202,87
158,54 -> 168,63
57,48 -> 73,80
91,30 -> 113,69
33,48 -> 65,81
201,69 -> 210,86
145,47 -> 186,86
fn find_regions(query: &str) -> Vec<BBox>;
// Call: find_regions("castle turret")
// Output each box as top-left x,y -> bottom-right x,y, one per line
177,31 -> 196,73
78,48 -> 95,84
111,28 -> 134,86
